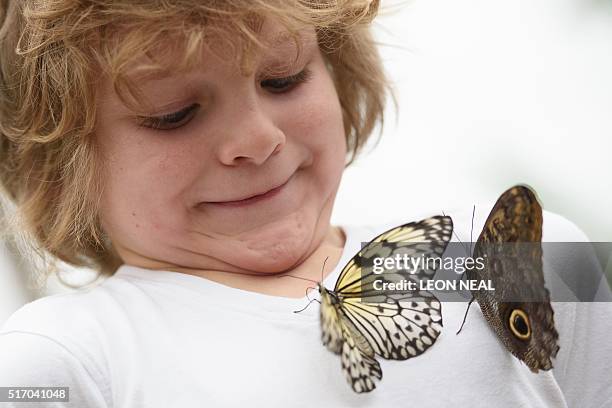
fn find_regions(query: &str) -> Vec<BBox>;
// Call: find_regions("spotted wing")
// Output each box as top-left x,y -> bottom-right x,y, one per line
335,216 -> 452,360
339,311 -> 382,393
339,292 -> 443,360
468,185 -> 559,372
334,216 -> 453,297
320,287 -> 343,354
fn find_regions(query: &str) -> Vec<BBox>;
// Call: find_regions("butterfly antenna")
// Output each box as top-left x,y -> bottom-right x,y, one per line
456,295 -> 475,335
321,256 -> 329,283
305,286 -> 317,302
442,210 -> 471,256
470,205 -> 476,255
293,298 -> 321,314
280,274 -> 318,284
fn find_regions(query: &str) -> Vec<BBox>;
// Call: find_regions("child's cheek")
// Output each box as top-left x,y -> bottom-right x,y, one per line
98,136 -> 192,236
305,83 -> 346,167
289,70 -> 346,152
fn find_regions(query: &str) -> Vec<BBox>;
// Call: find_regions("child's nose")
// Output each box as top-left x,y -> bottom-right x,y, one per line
216,106 -> 285,166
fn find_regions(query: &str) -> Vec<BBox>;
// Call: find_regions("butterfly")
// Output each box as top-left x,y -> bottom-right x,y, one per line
458,185 -> 559,372
317,216 -> 453,393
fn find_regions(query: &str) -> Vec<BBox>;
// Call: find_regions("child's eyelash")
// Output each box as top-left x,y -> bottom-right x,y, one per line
138,68 -> 313,131
138,104 -> 200,131
261,68 -> 313,92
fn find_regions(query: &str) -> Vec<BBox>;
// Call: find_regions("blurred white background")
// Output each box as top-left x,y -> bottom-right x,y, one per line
2,0 -> 611,323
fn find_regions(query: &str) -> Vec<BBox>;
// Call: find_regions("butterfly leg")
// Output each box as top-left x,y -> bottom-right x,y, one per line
456,295 -> 475,335
294,298 -> 321,314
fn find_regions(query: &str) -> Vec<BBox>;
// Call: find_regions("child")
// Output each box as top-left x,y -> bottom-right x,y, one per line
1,1 -> 610,407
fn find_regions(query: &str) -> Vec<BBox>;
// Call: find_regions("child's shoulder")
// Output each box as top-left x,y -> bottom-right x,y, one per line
341,209 -> 455,240
346,206 -> 589,239
0,288 -> 112,407
423,204 -> 589,243
0,268 -> 153,341
1,286 -> 106,338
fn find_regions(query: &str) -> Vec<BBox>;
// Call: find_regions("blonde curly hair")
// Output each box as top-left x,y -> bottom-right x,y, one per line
0,0 -> 392,277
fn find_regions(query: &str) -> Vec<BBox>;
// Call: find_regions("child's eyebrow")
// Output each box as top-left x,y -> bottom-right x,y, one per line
267,24 -> 317,45
260,42 -> 317,76
124,29 -> 318,93
134,39 -> 316,84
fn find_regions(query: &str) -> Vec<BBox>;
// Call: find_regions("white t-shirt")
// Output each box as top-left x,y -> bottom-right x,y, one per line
0,209 -> 611,408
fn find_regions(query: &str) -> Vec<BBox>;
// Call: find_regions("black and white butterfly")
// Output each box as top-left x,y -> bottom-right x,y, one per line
316,216 -> 453,393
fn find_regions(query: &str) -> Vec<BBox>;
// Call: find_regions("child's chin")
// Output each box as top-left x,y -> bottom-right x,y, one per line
231,241 -> 311,273
226,230 -> 315,273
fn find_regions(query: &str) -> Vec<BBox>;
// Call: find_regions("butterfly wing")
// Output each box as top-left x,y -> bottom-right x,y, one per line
339,311 -> 383,393
335,216 -> 453,296
320,286 -> 382,392
335,216 -> 452,360
468,185 -> 559,372
339,294 -> 442,360
320,285 -> 344,354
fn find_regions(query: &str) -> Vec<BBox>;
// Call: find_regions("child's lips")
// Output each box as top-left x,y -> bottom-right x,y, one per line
203,177 -> 291,208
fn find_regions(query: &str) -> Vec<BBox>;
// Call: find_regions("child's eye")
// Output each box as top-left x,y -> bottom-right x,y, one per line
261,68 -> 312,94
139,104 -> 200,131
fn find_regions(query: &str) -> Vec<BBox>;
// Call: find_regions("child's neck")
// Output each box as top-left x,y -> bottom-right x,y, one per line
132,226 -> 346,299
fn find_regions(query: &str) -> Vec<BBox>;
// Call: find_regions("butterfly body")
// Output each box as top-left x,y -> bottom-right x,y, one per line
466,186 -> 559,372
319,284 -> 383,392
317,216 -> 453,392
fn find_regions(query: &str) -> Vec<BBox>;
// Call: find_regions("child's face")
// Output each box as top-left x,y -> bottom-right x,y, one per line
95,19 -> 346,273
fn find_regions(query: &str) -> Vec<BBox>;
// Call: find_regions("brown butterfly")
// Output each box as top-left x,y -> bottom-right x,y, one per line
458,185 -> 559,372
